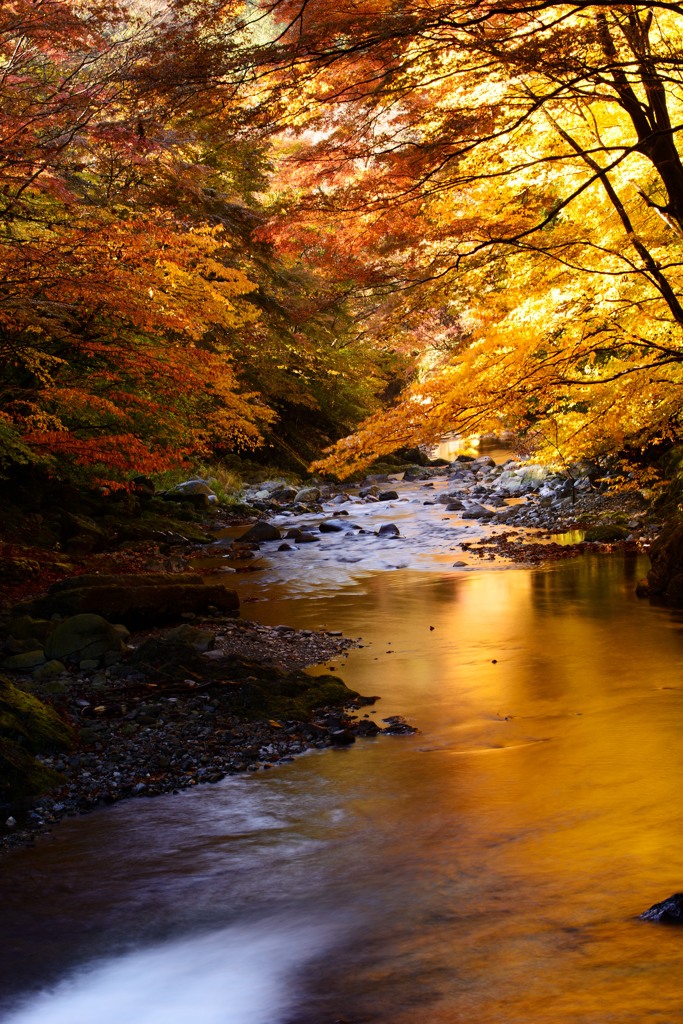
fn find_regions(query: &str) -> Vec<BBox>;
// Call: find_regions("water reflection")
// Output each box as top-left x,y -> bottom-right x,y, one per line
4,554 -> 683,1023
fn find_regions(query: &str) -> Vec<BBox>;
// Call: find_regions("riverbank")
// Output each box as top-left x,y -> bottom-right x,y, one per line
0,613 -> 386,854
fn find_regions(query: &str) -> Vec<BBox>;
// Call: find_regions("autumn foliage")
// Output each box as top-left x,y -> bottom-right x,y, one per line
248,1 -> 683,475
0,0 -> 391,485
5,2 -> 683,484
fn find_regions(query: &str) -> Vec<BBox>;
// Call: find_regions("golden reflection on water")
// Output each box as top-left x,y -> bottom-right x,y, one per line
240,553 -> 683,1023
3,553 -> 683,1024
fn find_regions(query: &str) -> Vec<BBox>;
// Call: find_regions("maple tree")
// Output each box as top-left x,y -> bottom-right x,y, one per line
241,1 -> 683,475
0,0 -> 392,486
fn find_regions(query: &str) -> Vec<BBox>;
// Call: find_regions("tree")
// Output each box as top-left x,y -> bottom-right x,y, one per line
0,0 -> 394,485
242,2 -> 683,475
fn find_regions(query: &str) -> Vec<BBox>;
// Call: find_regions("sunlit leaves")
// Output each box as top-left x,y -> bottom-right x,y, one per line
253,2 -> 683,474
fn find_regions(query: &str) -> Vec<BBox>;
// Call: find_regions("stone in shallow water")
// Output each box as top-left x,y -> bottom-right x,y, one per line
378,523 -> 400,538
640,893 -> 683,923
319,519 -> 347,533
239,521 -> 281,542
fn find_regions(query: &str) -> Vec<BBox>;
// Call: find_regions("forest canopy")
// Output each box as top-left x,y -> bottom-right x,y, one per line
4,1 -> 683,482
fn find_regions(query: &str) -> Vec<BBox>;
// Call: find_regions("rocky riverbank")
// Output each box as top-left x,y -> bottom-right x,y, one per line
0,612 -> 402,854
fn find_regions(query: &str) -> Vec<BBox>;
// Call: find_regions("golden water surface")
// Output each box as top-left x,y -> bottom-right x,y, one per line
2,552 -> 683,1024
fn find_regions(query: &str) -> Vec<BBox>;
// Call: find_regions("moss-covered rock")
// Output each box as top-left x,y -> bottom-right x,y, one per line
234,671 -> 359,720
584,524 -> 631,543
15,573 -> 239,626
45,613 -> 125,662
129,637 -> 360,720
1,650 -> 46,671
8,616 -> 53,643
0,674 -> 73,804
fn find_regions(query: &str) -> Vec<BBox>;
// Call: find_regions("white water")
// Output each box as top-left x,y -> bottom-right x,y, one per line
3,922 -> 332,1024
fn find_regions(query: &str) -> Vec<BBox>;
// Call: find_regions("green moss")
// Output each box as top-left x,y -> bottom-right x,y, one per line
232,671 -> 359,720
0,737 -> 64,801
584,524 -> 630,543
0,676 -> 73,751
0,674 -> 73,803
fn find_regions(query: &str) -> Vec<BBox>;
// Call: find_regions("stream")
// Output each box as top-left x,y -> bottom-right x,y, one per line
2,473 -> 683,1024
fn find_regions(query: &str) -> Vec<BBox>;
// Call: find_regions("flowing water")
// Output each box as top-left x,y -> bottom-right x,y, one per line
2,480 -> 683,1024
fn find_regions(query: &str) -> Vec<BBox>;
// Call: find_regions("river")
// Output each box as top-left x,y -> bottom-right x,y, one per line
1,478 -> 683,1024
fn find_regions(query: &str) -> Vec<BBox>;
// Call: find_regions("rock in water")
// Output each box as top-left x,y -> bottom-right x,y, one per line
319,519 -> 347,533
378,523 -> 400,538
640,893 -> 683,923
239,521 -> 282,542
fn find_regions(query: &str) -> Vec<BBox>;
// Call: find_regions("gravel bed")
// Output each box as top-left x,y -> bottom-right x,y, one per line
0,618 -> 418,855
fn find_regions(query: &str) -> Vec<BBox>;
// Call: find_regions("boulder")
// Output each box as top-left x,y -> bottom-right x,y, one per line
271,485 -> 298,502
643,524 -> 683,604
461,503 -> 493,520
319,519 -> 348,533
174,479 -> 213,495
378,523 -> 400,538
285,529 -> 319,543
239,521 -> 282,543
378,490 -> 399,501
45,614 -> 125,663
8,616 -> 53,643
640,893 -> 683,924
60,511 -> 108,555
293,486 -> 321,504
164,623 -> 215,652
33,660 -> 66,682
1,651 -> 46,671
584,524 -> 630,543
165,479 -> 218,508
17,573 -> 239,626
0,674 -> 73,805
402,467 -> 431,481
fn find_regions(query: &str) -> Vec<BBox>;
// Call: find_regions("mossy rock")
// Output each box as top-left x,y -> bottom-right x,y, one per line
0,675 -> 73,803
16,574 -> 238,626
0,556 -> 42,582
9,616 -> 53,643
129,638 -> 360,720
584,524 -> 630,543
233,671 -> 359,720
45,613 -> 125,662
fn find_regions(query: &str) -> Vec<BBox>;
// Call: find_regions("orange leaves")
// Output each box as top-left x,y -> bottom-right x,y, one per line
22,431 -> 188,476
0,0 -> 285,484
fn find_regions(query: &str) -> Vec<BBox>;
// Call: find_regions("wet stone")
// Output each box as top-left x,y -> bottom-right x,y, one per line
640,894 -> 683,924
378,523 -> 400,538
